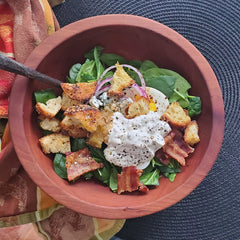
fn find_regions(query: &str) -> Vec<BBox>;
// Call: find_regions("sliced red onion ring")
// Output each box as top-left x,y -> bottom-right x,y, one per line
96,85 -> 111,97
98,65 -> 116,83
132,83 -> 148,98
95,77 -> 112,96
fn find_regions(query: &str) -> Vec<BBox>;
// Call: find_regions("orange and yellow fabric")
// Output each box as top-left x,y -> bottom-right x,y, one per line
0,1 -> 125,239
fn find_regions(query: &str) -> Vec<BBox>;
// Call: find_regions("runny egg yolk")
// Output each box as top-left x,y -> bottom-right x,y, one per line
134,95 -> 157,112
149,98 -> 157,112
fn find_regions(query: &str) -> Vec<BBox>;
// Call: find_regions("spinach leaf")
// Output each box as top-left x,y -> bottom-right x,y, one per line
143,68 -> 177,97
87,145 -> 106,160
151,68 -> 191,108
34,89 -> 56,104
109,165 -> 118,192
169,89 -> 189,108
93,161 -> 111,184
155,68 -> 191,92
66,76 -> 75,83
84,46 -> 103,60
168,158 -> 181,170
139,60 -> 158,73
69,63 -> 81,82
152,159 -> 181,182
71,138 -> 88,152
154,159 -> 181,176
41,129 -> 52,136
75,59 -> 96,82
141,162 -> 154,174
84,172 -> 94,180
187,96 -> 201,117
125,68 -> 141,86
94,46 -> 105,80
139,169 -> 160,186
168,173 -> 177,182
104,71 -> 114,80
128,60 -> 142,68
100,53 -> 127,66
53,153 -> 67,179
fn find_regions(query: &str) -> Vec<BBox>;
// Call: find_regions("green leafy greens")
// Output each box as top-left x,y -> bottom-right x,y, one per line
53,153 -> 67,179
39,46 -> 202,192
34,89 -> 56,104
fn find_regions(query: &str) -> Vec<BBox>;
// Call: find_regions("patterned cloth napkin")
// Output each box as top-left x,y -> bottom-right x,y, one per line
0,1 -> 125,239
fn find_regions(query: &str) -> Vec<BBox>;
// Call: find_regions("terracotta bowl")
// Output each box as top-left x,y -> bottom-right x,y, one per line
9,14 -> 224,219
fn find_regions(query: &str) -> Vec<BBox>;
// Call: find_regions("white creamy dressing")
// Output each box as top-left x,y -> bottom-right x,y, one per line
104,111 -> 171,169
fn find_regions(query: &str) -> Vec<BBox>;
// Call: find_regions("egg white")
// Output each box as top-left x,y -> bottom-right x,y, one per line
146,87 -> 169,116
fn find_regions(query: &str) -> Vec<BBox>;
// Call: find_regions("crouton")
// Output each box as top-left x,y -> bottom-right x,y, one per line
39,133 -> 71,154
125,96 -> 150,119
64,104 -> 101,132
161,102 -> 191,127
60,115 -> 88,138
61,92 -> 82,111
39,118 -> 61,132
184,120 -> 200,146
87,110 -> 113,148
35,96 -> 62,118
108,62 -> 135,97
61,81 -> 97,102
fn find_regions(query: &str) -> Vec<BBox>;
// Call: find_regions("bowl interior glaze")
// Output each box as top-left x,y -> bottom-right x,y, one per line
9,15 -> 224,219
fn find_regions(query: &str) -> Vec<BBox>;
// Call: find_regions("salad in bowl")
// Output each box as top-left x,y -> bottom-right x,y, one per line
34,46 -> 201,194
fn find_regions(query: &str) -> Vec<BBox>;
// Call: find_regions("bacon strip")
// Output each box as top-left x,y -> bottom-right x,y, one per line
117,166 -> 149,194
160,128 -> 194,166
65,148 -> 103,181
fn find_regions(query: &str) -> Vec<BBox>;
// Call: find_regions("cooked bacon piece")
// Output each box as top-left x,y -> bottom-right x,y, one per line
117,166 -> 149,194
61,81 -> 97,102
65,148 -> 103,181
162,128 -> 194,166
138,182 -> 149,193
155,149 -> 171,165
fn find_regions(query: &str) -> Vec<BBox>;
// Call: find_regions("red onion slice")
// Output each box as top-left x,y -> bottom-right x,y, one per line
98,65 -> 116,84
95,77 -> 112,96
132,83 -> 148,98
96,85 -> 111,97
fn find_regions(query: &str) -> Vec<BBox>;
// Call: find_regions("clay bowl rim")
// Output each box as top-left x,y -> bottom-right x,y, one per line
9,14 -> 224,219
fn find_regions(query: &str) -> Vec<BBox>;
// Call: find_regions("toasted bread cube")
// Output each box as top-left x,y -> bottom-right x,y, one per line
161,102 -> 191,127
61,92 -> 82,111
60,115 -> 88,138
61,81 -> 97,102
39,133 -> 70,154
39,118 -> 61,132
184,120 -> 200,146
87,110 -> 113,148
64,104 -> 101,132
108,62 -> 135,97
35,96 -> 62,118
125,96 -> 150,118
